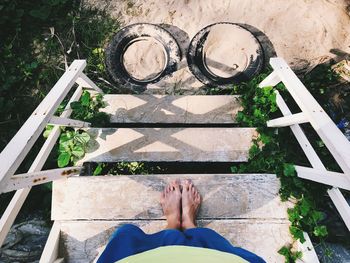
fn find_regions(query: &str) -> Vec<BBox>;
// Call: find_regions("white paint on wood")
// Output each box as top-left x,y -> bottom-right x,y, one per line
258,71 -> 281,87
295,166 -> 350,190
77,128 -> 257,164
101,95 -> 242,123
52,174 -> 290,221
0,188 -> 31,247
268,58 -> 350,177
327,188 -> 350,231
274,91 -> 325,170
76,73 -> 104,94
39,221 -> 61,263
2,167 -> 81,193
49,116 -> 91,128
267,112 -> 308,127
296,232 -> 320,263
0,86 -> 83,247
0,60 -> 86,191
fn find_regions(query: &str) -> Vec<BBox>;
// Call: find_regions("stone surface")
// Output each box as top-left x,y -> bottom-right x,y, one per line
78,127 -> 257,164
58,219 -> 291,263
101,95 -> 242,123
52,174 -> 290,220
0,219 -> 50,263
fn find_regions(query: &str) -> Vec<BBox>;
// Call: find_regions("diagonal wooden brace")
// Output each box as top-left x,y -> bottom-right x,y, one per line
76,73 -> 104,94
2,167 -> 82,193
48,116 -> 91,128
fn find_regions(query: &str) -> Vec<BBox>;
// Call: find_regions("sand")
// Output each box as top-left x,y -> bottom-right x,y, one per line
123,37 -> 166,80
202,24 -> 261,78
84,0 -> 350,93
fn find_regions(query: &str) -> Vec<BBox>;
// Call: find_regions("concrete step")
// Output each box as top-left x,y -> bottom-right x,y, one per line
59,219 -> 291,263
52,174 -> 290,221
78,127 -> 257,164
100,95 -> 242,123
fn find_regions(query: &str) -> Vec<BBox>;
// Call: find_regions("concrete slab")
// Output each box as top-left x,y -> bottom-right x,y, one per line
59,219 -> 291,263
101,95 -> 242,123
78,128 -> 257,164
52,174 -> 290,220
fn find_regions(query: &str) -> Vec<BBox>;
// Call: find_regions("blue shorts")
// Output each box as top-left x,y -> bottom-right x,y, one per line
97,224 -> 265,263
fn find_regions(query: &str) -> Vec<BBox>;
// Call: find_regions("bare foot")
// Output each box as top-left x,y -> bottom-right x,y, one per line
160,180 -> 182,229
181,179 -> 201,230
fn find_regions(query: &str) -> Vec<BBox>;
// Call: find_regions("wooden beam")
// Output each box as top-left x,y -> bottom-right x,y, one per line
295,165 -> 350,190
269,58 -> 350,177
0,86 -> 83,247
2,167 -> 82,193
48,116 -> 90,128
76,73 -> 104,94
258,71 -> 281,87
296,232 -> 319,263
274,91 -> 325,169
327,188 -> 350,231
39,221 -> 61,263
267,112 -> 308,127
0,60 -> 86,191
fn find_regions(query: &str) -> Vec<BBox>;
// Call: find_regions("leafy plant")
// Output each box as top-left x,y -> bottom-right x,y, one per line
57,129 -> 90,167
70,90 -> 110,126
108,162 -> 157,175
228,71 -> 339,262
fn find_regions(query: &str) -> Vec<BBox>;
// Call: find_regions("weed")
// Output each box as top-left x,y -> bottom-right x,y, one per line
227,67 -> 344,262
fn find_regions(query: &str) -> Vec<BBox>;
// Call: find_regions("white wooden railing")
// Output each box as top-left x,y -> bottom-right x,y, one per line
260,58 -> 350,231
0,60 -> 102,250
0,58 -> 348,261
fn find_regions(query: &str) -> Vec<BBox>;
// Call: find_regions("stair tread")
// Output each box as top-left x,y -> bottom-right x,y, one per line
101,95 -> 242,123
59,219 -> 291,263
78,127 -> 257,164
52,174 -> 290,221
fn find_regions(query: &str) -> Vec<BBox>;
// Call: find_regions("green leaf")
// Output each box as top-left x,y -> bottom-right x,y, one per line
43,125 -> 54,138
290,226 -> 306,243
70,101 -> 83,110
71,145 -> 84,157
313,225 -> 328,237
311,211 -> 323,223
278,246 -> 290,257
57,152 -> 71,167
81,91 -> 91,106
74,132 -> 90,144
300,198 -> 311,216
283,163 -> 296,177
93,163 -> 103,176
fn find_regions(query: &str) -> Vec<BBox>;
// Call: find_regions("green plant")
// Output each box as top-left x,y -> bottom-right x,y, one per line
108,162 -> 152,175
229,72 -> 337,262
278,246 -> 302,263
57,129 -> 90,167
70,90 -> 110,126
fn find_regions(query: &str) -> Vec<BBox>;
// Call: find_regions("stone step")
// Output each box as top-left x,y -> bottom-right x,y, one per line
100,95 -> 242,123
52,174 -> 290,221
59,219 -> 291,263
78,127 -> 257,164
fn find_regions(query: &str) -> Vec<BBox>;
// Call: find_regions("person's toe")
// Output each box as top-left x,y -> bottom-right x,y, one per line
183,179 -> 191,191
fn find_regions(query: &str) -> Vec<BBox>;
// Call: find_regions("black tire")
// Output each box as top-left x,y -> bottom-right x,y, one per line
105,23 -> 181,91
186,22 -> 264,87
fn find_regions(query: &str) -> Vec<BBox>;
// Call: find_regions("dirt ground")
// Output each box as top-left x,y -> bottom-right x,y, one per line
84,0 -> 350,92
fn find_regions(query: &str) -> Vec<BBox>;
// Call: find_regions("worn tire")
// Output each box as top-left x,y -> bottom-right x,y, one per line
187,22 -> 264,87
105,23 -> 181,90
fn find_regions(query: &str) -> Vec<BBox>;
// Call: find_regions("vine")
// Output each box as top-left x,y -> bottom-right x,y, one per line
230,68 -> 345,262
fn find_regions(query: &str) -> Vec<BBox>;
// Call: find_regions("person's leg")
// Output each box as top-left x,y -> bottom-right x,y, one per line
180,179 -> 265,263
97,180 -> 185,263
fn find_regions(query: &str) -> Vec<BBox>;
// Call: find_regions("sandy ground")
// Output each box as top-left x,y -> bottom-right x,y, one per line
84,0 -> 350,93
